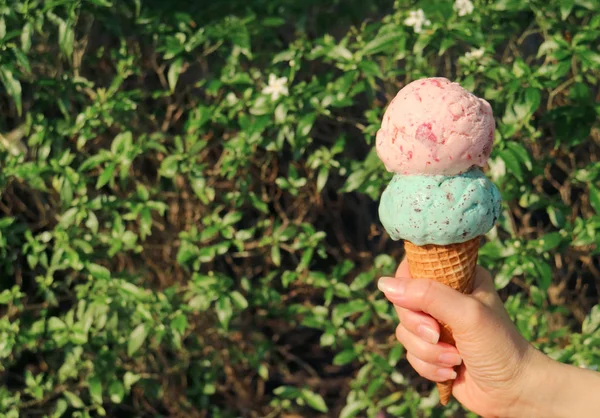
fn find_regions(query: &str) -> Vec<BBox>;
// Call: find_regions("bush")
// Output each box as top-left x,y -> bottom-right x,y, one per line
0,0 -> 599,416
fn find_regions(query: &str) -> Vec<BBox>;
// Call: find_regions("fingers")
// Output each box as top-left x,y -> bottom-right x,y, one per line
395,258 -> 411,278
396,324 -> 462,368
396,307 -> 440,344
394,262 -> 501,311
406,352 -> 458,382
378,275 -> 481,335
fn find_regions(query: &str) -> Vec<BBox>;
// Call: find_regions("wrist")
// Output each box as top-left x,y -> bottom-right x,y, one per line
506,347 -> 560,418
509,348 -> 600,418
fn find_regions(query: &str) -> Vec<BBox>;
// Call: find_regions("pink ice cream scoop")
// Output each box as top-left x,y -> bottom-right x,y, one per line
375,77 -> 495,176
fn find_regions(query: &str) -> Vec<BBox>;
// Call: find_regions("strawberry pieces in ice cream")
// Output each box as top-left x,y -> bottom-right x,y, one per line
375,77 -> 495,176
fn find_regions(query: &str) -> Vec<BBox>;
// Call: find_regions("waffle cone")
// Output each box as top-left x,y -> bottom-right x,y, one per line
403,236 -> 481,406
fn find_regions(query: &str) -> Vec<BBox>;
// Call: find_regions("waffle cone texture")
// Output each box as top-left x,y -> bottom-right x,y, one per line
403,236 -> 481,405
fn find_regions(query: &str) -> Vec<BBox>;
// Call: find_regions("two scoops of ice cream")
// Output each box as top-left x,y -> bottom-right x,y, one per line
375,77 -> 501,405
377,77 -> 501,247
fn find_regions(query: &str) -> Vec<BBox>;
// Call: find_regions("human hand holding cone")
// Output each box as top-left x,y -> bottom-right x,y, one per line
375,78 -> 501,405
403,238 -> 480,404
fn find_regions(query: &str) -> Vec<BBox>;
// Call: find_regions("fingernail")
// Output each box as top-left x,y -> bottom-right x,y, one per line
439,353 -> 462,367
436,368 -> 458,380
417,325 -> 440,344
377,277 -> 406,295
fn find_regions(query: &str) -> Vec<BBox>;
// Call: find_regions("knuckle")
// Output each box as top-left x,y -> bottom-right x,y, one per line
395,324 -> 406,342
476,265 -> 492,282
399,309 -> 417,329
463,298 -> 488,331
415,279 -> 437,313
406,354 -> 432,378
396,307 -> 409,324
469,299 -> 487,321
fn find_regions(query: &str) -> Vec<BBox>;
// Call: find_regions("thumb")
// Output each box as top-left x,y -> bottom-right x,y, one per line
378,276 -> 483,335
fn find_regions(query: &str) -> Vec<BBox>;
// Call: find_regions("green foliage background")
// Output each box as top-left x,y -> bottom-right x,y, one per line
0,0 -> 599,416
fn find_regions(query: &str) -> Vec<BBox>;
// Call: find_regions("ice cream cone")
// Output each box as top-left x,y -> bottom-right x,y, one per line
403,236 -> 481,405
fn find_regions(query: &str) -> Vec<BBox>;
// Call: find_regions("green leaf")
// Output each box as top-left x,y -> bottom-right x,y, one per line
560,0 -> 575,20
159,156 -> 179,178
536,232 -> 563,252
498,149 -> 523,181
127,323 -> 148,356
258,363 -> 269,380
58,19 -> 75,60
271,245 -> 281,266
89,376 -> 103,404
80,154 -> 110,171
494,0 -> 529,11
582,305 -> 600,334
96,162 -> 116,189
222,211 -> 242,226
361,32 -> 404,56
230,291 -> 248,309
281,270 -> 297,287
123,371 -> 141,391
547,206 -> 566,228
249,193 -> 269,213
88,263 -> 110,280
0,67 -> 23,116
320,331 -> 335,346
63,391 -> 84,409
388,344 -> 404,367
87,0 -> 113,6
53,399 -> 69,418
190,175 -> 215,204
513,59 -> 530,78
333,348 -> 359,365
109,380 -> 125,403
350,272 -> 373,291
301,389 -> 328,413
119,282 -> 150,300
438,37 -> 455,56
110,132 -> 132,155
296,113 -> 316,138
216,296 -> 232,330
358,60 -> 383,78
342,170 -> 368,192
589,186 -> 600,213
332,300 -> 370,325
262,17 -> 286,27
524,88 -> 542,116
506,142 -> 532,170
0,290 -> 11,305
495,259 -> 517,289
339,400 -> 369,418
529,285 -> 546,306
316,167 -> 329,193
21,22 -> 32,52
273,385 -> 300,398
168,58 -> 184,93
140,208 -> 153,238
532,258 -> 553,290
48,317 -> 67,332
333,45 -> 354,61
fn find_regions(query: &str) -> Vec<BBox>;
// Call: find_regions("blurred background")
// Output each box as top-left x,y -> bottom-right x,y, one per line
0,0 -> 599,416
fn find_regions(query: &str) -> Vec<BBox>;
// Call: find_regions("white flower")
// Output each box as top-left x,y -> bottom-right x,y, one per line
262,74 -> 289,101
454,0 -> 474,16
465,47 -> 485,60
404,9 -> 431,34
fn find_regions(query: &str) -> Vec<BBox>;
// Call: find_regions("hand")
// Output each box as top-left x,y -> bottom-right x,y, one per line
378,260 -> 545,418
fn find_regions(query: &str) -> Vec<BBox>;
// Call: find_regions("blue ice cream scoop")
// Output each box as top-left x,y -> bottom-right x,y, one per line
378,168 -> 501,246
